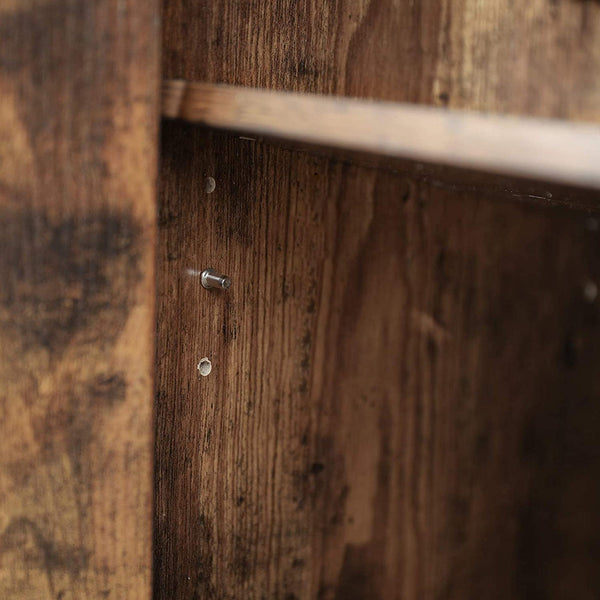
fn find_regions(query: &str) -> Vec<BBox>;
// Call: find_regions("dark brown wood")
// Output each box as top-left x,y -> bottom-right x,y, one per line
155,124 -> 600,599
157,1 -> 600,598
0,2 -> 159,598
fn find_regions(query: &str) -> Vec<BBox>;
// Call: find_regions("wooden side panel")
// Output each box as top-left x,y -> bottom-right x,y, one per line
163,0 -> 600,120
158,1 -> 600,598
155,125 -> 600,599
0,2 -> 158,598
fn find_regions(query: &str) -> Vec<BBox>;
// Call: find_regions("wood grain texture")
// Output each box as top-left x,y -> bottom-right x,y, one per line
158,1 -> 600,598
155,124 -> 600,599
162,0 -> 600,121
162,80 -> 600,190
0,1 -> 159,598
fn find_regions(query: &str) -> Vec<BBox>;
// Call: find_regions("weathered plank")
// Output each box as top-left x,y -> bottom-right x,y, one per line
162,80 -> 600,190
0,2 -> 159,598
155,124 -> 600,599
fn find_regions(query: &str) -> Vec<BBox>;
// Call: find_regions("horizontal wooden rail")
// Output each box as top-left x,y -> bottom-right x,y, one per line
162,80 -> 600,190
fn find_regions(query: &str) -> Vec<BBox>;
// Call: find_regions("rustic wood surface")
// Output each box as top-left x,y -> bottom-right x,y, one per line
156,124 -> 600,599
157,1 -> 600,598
162,0 -> 600,120
0,2 -> 159,598
162,80 -> 600,190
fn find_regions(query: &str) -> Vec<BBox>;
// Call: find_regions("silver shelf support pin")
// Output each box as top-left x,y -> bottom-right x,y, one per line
201,268 -> 231,290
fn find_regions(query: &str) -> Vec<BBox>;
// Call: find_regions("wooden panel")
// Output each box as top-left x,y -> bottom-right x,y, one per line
158,1 -> 600,598
162,0 -> 600,121
155,125 -> 600,599
0,2 -> 158,598
162,80 -> 600,190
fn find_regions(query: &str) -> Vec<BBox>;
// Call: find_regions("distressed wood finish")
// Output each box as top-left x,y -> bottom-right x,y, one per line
162,80 -> 600,190
0,2 -> 158,598
156,125 -> 600,599
162,0 -> 600,120
157,0 -> 600,598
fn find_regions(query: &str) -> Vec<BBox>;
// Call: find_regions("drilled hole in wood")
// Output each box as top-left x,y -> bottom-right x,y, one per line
197,357 -> 212,376
204,177 -> 216,193
583,281 -> 598,303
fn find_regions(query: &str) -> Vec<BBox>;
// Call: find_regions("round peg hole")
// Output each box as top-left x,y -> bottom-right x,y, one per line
583,281 -> 598,303
204,177 -> 216,193
197,357 -> 212,376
